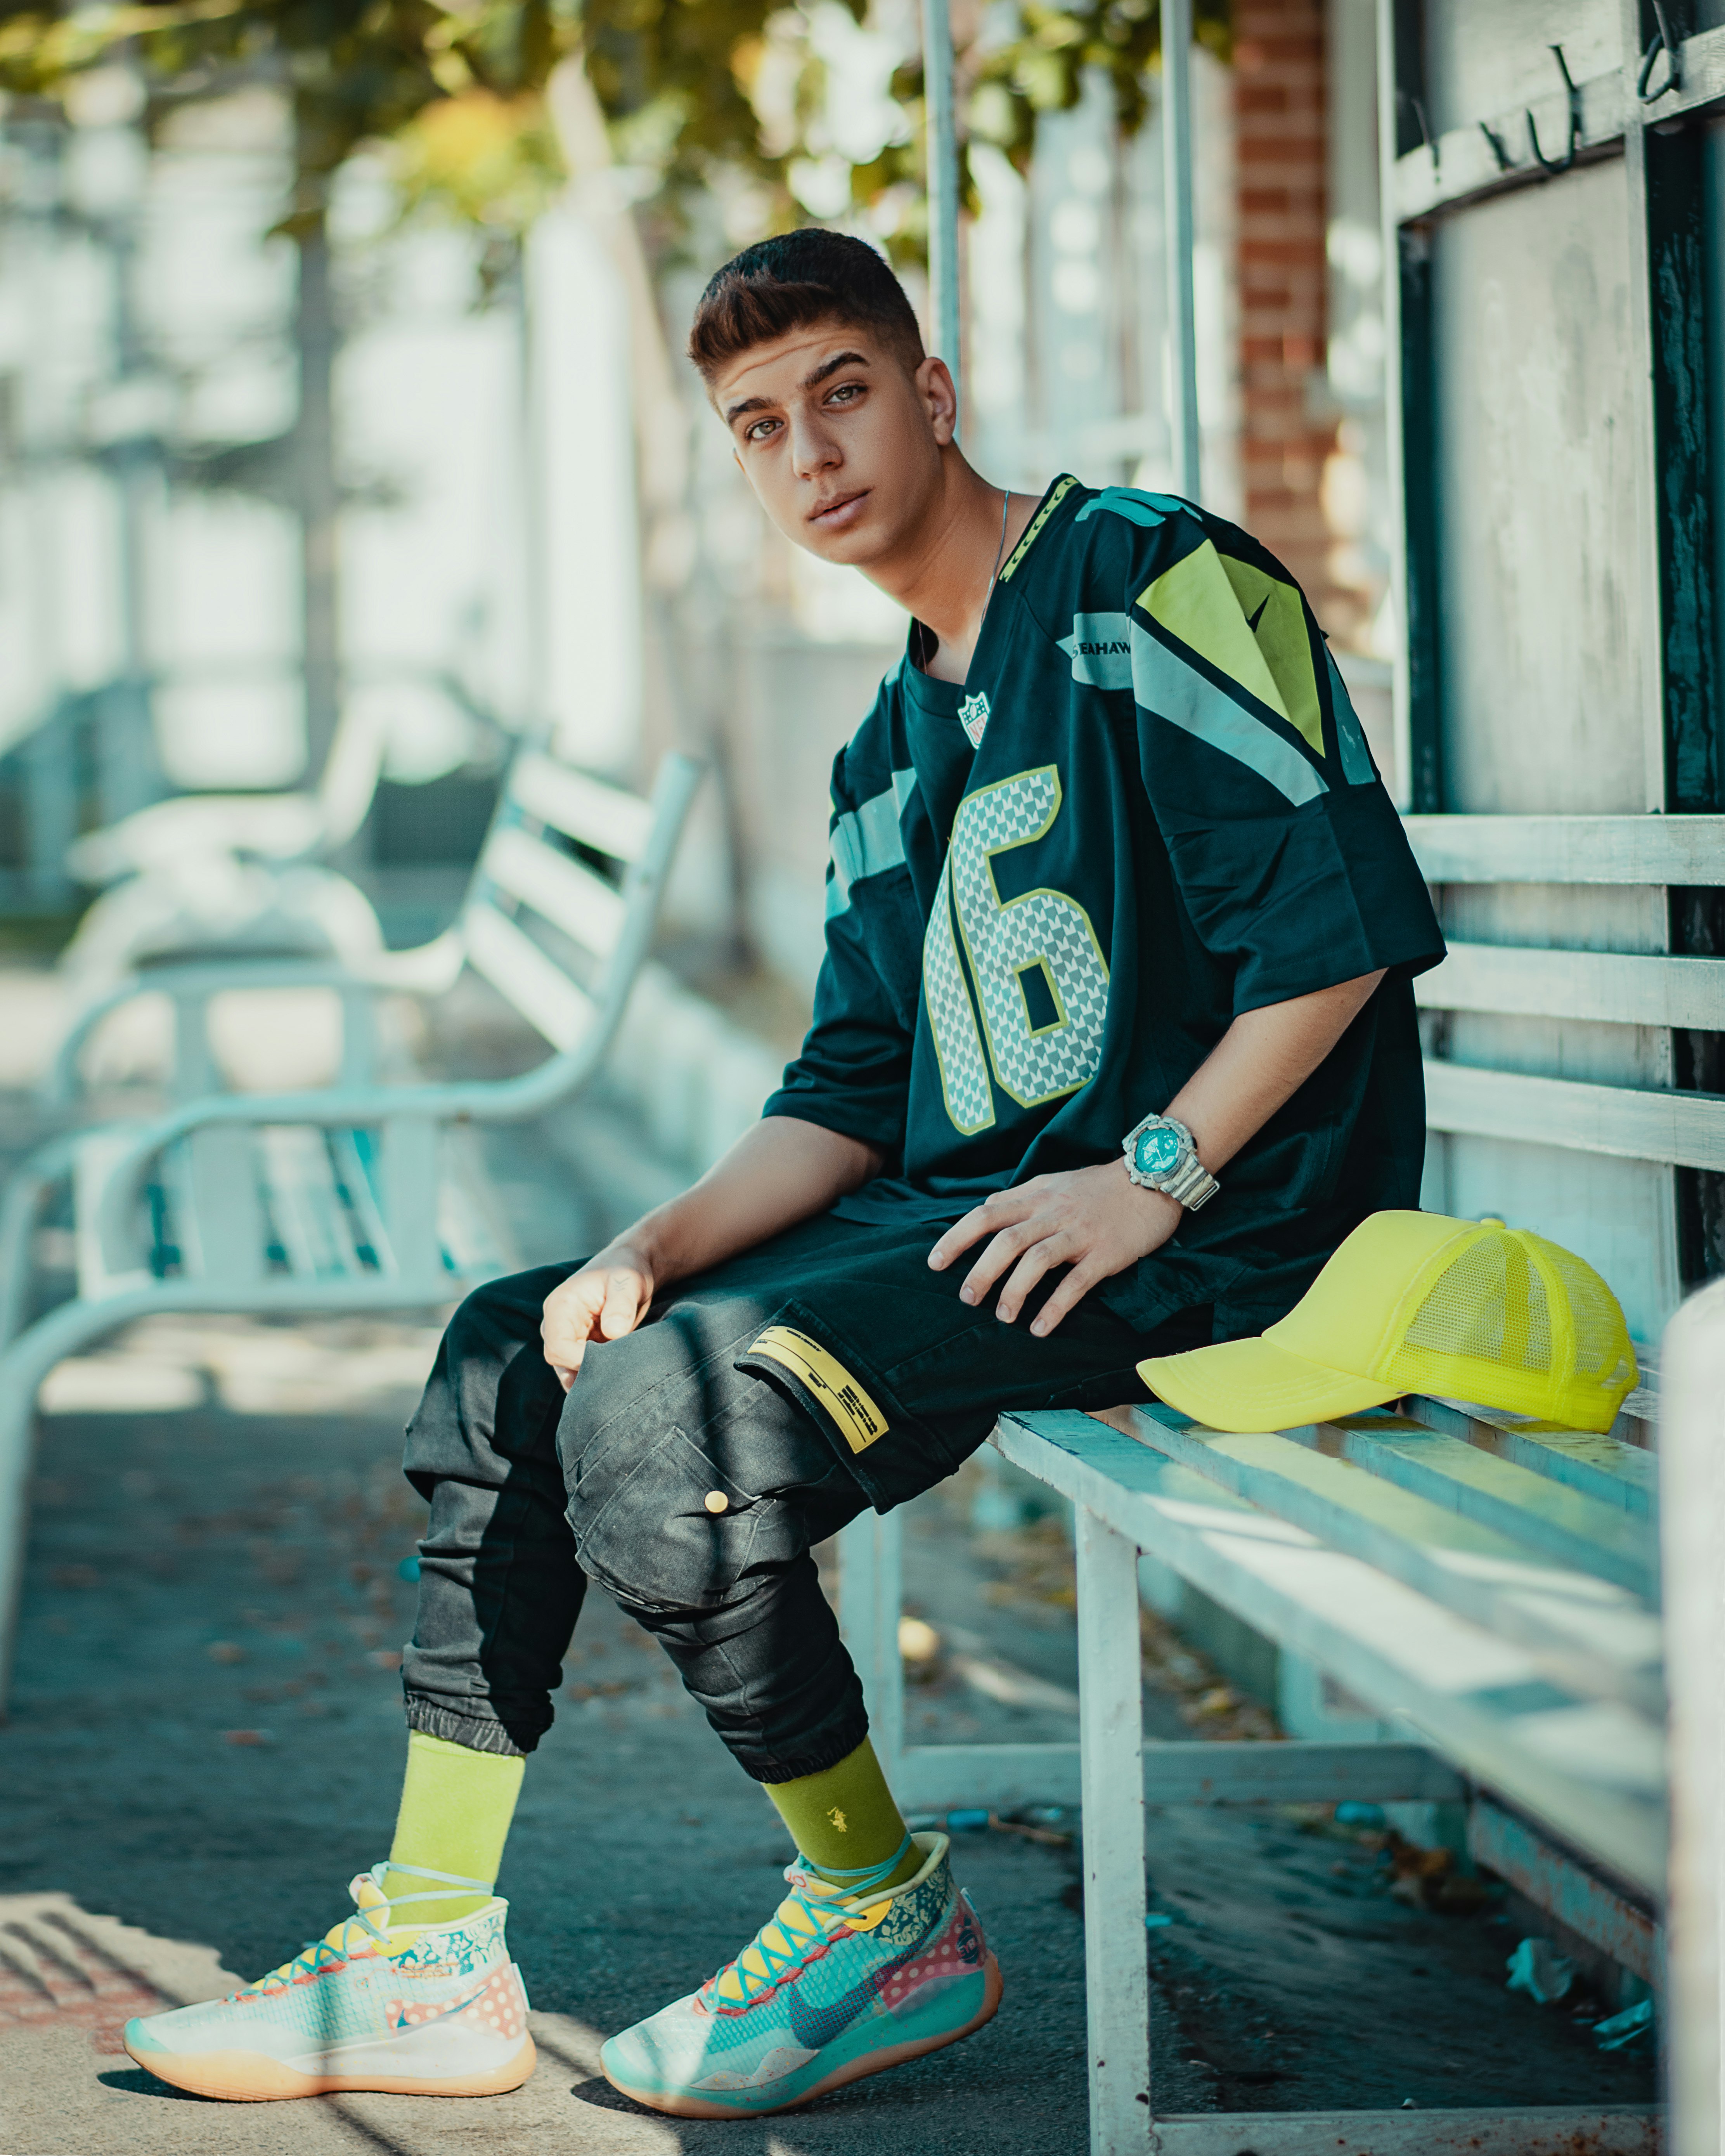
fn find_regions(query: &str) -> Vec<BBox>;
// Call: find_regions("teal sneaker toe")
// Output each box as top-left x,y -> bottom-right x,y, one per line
600,1833 -> 1001,2120
122,2016 -> 165,2055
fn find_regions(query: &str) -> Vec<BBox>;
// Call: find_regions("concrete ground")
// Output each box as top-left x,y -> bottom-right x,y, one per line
0,969 -> 1659,2151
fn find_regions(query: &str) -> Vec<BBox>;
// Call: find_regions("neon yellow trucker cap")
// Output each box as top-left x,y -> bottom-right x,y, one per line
1138,1211 -> 1639,1436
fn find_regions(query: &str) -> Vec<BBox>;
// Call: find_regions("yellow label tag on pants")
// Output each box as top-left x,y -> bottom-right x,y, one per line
749,1326 -> 889,1456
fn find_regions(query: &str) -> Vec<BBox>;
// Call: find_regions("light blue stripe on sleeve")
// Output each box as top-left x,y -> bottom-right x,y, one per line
1130,623 -> 1327,807
1324,646 -> 1378,785
825,766 -> 919,918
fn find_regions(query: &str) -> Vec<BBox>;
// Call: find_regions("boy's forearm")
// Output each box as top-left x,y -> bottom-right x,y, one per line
1167,971 -> 1386,1173
611,1116 -> 886,1288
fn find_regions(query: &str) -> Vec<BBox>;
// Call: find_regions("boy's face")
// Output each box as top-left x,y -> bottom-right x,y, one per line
711,319 -> 954,569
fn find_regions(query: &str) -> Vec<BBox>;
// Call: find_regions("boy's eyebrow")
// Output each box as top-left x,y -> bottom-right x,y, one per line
723,350 -> 871,427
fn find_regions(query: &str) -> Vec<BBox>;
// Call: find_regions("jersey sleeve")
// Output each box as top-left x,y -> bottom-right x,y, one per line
1127,516 -> 1443,1010
760,743 -> 916,1158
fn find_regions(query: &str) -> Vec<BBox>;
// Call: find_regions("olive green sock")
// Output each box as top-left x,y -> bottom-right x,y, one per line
764,1737 -> 921,1892
380,1732 -> 525,1934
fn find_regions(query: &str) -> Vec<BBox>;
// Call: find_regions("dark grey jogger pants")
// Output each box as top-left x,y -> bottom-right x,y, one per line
400,1208 -> 1204,1782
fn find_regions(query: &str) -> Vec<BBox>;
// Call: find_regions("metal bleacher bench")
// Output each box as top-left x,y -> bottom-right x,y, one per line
840,1388 -> 1667,2156
0,743 -> 702,1708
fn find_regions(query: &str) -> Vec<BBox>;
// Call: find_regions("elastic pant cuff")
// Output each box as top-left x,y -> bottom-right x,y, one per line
404,1697 -> 538,1758
743,1707 -> 873,1787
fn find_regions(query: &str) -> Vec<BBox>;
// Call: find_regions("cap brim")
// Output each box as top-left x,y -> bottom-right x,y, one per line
1137,1336 -> 1401,1433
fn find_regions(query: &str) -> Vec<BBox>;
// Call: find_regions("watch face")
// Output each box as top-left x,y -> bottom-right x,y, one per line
1134,1125 -> 1181,1177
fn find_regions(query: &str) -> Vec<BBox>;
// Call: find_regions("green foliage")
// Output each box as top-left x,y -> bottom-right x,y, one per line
861,0 -> 1230,256
0,0 -> 586,231
0,0 -> 1230,255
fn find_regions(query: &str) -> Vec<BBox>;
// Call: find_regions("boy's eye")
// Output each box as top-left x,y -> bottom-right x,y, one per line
745,416 -> 781,443
827,382 -> 863,405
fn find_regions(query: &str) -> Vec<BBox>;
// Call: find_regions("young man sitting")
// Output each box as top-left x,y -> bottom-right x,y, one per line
126,229 -> 1443,2118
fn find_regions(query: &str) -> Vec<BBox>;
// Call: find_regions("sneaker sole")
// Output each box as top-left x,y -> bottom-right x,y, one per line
121,2032 -> 538,2103
603,1952 -> 1003,2120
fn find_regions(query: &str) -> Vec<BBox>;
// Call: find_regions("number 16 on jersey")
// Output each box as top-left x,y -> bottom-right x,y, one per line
921,765 -> 1112,1135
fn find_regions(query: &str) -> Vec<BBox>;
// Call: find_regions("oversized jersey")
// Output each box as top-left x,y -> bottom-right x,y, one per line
761,476 -> 1445,1341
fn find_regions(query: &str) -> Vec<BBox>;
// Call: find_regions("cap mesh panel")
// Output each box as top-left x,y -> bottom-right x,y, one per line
1380,1225 -> 1634,1426
1530,1234 -> 1638,1400
1387,1239 -> 1553,1392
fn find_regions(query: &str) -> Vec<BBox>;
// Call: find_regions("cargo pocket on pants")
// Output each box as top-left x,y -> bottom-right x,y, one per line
569,1424 -> 761,1613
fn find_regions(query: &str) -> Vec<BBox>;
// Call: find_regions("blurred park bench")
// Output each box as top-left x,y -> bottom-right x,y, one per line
0,742 -> 701,1707
57,697 -> 391,991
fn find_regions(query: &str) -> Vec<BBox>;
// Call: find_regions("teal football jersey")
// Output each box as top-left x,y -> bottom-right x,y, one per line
762,476 -> 1445,1340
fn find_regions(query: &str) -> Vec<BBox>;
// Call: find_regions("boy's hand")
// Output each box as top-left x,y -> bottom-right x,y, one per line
541,1245 -> 655,1390
927,1163 -> 1179,1337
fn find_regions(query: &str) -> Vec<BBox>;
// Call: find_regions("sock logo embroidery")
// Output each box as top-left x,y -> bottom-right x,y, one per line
826,1807 -> 847,1833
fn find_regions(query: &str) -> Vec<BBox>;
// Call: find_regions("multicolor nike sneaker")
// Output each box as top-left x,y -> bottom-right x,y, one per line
601,1830 -> 1002,2118
123,1862 -> 535,2101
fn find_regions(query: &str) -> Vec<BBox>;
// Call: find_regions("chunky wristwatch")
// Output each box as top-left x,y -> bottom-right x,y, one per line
1121,1112 -> 1220,1211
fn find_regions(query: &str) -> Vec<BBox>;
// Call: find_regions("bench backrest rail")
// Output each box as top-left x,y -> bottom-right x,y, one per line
1407,813 -> 1725,1177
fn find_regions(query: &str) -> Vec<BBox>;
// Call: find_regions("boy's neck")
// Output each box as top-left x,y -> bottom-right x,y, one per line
864,451 -> 1035,685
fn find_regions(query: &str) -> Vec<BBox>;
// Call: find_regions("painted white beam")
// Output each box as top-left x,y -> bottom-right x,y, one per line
1424,1061 -> 1725,1174
1403,812 -> 1725,886
1418,942 -> 1725,1031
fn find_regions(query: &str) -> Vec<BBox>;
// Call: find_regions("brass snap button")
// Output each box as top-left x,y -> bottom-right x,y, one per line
703,1490 -> 729,1514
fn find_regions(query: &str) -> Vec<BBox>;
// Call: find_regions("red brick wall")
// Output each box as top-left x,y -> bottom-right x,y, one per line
1234,0 -> 1354,638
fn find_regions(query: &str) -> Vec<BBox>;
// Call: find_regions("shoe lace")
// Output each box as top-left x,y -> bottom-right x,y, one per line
238,1861 -> 493,1994
700,1832 -> 916,2010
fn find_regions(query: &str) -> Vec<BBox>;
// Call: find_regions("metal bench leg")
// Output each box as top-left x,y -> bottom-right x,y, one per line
1076,1500 -> 1150,2156
838,1506 -> 905,1776
0,1135 -> 74,1349
0,1290 -> 170,1716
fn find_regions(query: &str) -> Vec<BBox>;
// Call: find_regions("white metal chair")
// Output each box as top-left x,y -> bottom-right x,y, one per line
0,745 -> 703,1708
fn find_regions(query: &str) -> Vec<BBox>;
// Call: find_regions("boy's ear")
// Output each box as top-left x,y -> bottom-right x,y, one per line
916,355 -> 958,447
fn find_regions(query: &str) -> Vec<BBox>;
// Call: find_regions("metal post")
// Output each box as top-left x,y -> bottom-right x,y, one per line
921,0 -> 961,415
295,185 -> 342,787
1076,1501 -> 1150,2154
1373,0 -> 1412,810
101,82 -> 164,830
1160,0 -> 1200,499
1659,1281 -> 1725,2156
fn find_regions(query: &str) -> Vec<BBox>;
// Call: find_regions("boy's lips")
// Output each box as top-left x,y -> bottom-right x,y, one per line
809,490 -> 868,530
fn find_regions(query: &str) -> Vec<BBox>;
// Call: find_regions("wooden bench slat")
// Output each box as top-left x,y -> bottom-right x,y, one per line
436,1125 -> 514,1280
1417,941 -> 1725,1030
256,1127 -> 366,1279
1107,1407 -> 1662,1712
1403,810 -> 1725,886
996,1410 -> 1666,1894
508,752 -> 653,860
1425,1058 -> 1725,1172
1297,1418 -> 1656,1598
481,824 -> 625,959
464,904 -> 596,1051
329,1128 -> 392,1272
1405,1395 -> 1657,1516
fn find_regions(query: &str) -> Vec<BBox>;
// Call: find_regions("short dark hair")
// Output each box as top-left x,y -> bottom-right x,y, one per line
688,229 -> 925,387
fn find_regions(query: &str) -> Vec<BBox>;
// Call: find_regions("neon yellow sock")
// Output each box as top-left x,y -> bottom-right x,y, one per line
379,1732 -> 525,1935
764,1737 -> 921,1892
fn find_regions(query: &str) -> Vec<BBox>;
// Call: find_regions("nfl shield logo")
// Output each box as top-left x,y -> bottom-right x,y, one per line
958,691 -> 991,748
